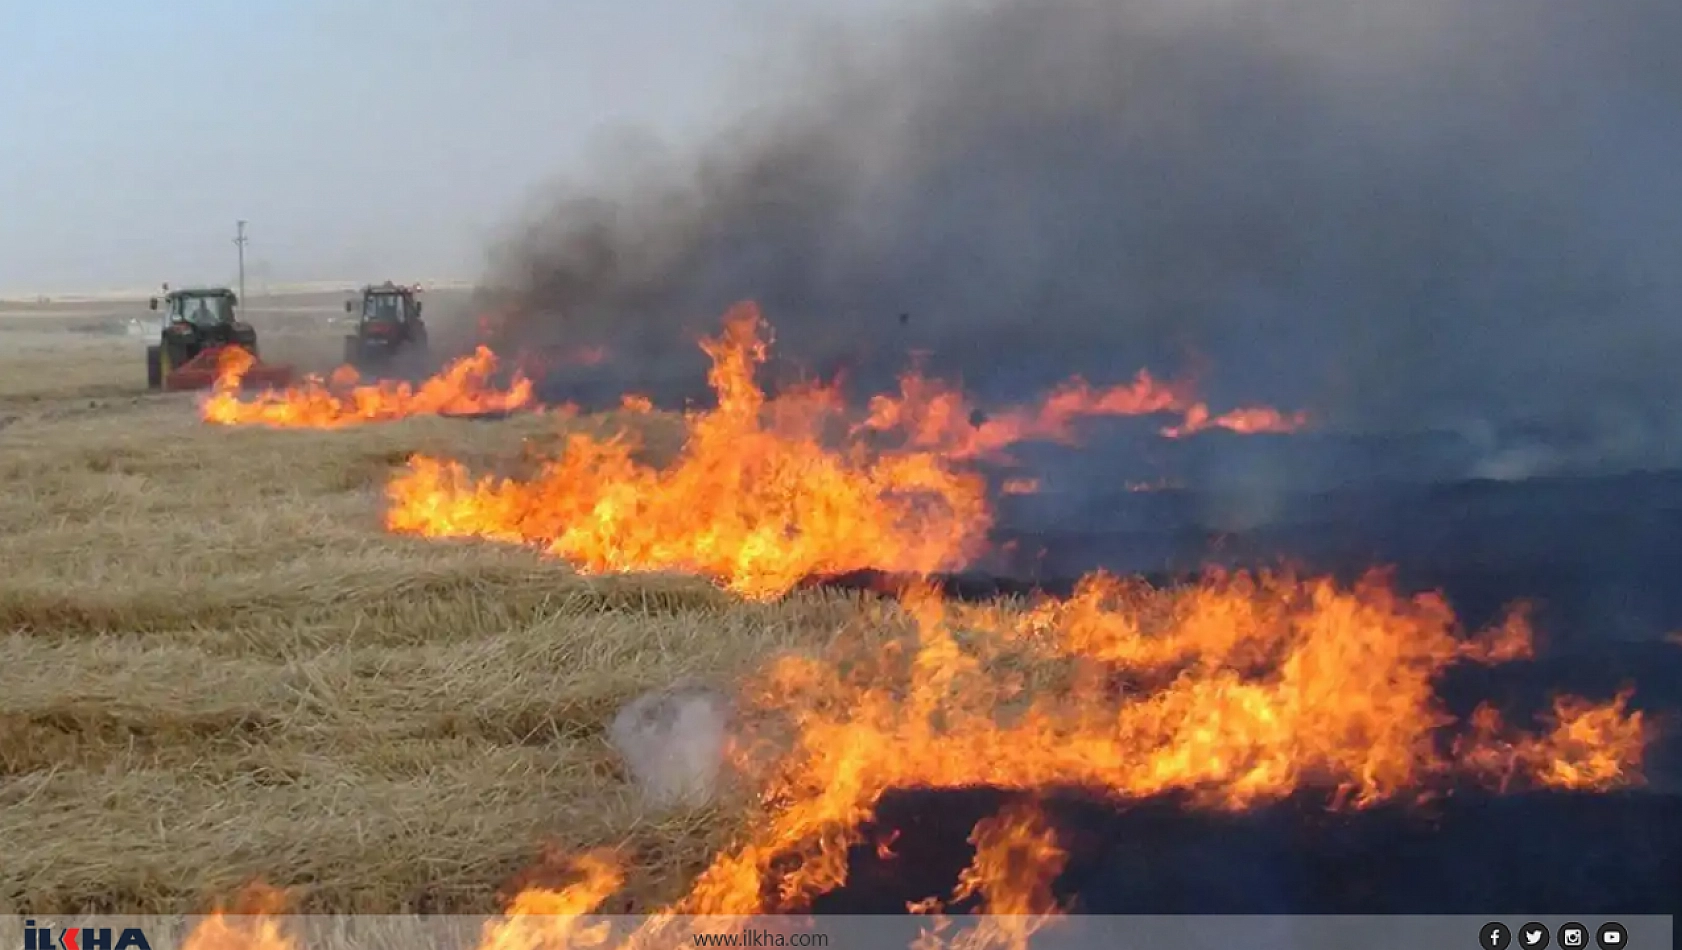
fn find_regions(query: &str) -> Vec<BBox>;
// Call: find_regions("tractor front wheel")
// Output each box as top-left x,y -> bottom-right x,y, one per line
146,345 -> 162,390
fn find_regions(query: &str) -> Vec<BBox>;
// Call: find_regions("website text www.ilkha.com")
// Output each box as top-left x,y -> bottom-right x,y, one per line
691,930 -> 830,947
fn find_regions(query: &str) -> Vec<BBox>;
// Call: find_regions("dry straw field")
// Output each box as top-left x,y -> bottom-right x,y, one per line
0,297 -> 1656,924
0,300 -> 864,915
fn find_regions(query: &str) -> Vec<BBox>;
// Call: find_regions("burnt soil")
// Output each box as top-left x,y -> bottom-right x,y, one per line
808,785 -> 1682,915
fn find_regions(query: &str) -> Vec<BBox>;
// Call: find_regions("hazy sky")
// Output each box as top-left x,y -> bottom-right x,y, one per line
0,0 -> 896,293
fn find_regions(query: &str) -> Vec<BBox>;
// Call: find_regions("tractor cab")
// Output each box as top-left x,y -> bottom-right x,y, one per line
149,287 -> 252,352
343,281 -> 428,364
144,285 -> 293,391
154,288 -> 241,332
348,282 -> 422,328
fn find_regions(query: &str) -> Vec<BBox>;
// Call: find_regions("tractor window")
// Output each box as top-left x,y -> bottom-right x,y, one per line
173,296 -> 234,326
365,295 -> 405,322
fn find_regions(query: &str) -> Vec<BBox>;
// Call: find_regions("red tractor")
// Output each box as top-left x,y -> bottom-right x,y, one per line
343,282 -> 429,367
145,286 -> 294,391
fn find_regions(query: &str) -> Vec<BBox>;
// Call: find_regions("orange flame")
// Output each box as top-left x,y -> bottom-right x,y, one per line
179,883 -> 295,950
1160,403 -> 1311,438
386,303 -> 995,600
857,369 -> 1306,461
953,801 -> 1067,916
905,801 -> 1069,950
1457,689 -> 1649,792
200,346 -> 534,428
383,303 -> 1307,598
477,851 -> 627,950
412,568 -> 1645,948
682,572 -> 1642,922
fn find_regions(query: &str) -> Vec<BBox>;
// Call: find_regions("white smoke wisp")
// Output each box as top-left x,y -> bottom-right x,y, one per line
608,683 -> 734,810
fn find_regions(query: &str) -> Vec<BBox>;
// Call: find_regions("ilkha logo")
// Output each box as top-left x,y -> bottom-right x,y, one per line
22,922 -> 152,950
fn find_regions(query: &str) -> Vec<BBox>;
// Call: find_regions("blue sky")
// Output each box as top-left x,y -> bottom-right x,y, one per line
0,0 -> 895,292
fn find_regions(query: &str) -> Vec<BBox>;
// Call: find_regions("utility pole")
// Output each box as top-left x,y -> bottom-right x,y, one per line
233,220 -> 249,302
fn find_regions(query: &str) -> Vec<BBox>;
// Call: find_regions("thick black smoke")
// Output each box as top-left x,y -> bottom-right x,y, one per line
482,0 -> 1682,462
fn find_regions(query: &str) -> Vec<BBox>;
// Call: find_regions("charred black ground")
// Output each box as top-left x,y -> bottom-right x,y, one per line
806,786 -> 1682,915
802,424 -> 1682,640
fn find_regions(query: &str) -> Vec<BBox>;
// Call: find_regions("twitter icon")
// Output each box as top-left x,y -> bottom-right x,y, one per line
1520,923 -> 1552,949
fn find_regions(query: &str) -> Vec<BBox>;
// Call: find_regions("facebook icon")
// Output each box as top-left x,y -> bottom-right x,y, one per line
1483,922 -> 1515,950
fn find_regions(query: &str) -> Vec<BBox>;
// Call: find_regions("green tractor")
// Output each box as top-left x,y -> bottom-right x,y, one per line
343,282 -> 429,367
145,286 -> 294,391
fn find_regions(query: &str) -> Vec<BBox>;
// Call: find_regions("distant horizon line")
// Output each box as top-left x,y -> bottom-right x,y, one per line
0,277 -> 480,302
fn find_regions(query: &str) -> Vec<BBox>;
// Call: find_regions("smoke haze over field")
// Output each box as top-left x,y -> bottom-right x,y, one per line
487,0 -> 1682,457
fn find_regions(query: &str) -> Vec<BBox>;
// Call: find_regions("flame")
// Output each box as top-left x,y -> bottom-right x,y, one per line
1457,689 -> 1648,791
477,851 -> 627,950
383,303 -> 1307,599
179,883 -> 295,950
386,303 -> 995,600
857,369 -> 1306,461
1159,403 -> 1310,439
200,346 -> 534,428
940,802 -> 1068,950
907,801 -> 1068,950
680,572 -> 1642,922
953,801 -> 1066,916
417,568 -> 1644,950
178,915 -> 295,950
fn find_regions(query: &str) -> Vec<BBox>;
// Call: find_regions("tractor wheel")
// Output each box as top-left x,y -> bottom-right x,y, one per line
146,346 -> 163,390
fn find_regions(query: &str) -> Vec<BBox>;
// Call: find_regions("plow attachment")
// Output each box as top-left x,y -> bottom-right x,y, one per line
159,345 -> 296,392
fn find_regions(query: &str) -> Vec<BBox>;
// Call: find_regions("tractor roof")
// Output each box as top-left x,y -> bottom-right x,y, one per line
361,281 -> 418,295
166,287 -> 237,299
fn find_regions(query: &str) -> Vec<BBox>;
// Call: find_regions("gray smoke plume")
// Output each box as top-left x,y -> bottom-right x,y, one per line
482,0 -> 1682,470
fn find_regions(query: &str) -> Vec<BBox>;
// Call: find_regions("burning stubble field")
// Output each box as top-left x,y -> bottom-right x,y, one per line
2,301 -> 1680,929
